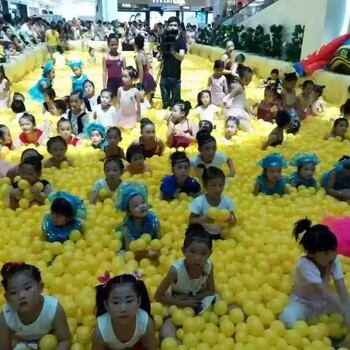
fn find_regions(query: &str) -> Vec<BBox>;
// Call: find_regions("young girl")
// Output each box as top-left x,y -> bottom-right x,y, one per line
116,182 -> 160,255
42,86 -> 56,115
132,118 -> 164,158
9,156 -> 52,210
90,157 -> 124,204
325,117 -> 349,141
83,80 -> 99,111
57,118 -> 82,147
44,136 -> 72,169
280,219 -> 350,334
54,99 -> 67,119
220,116 -> 239,144
0,65 -> 10,109
191,130 -> 235,179
0,125 -> 13,149
262,110 -> 291,150
42,191 -> 86,243
161,151 -> 201,200
312,84 -> 325,115
253,153 -> 288,196
28,60 -> 55,103
194,90 -> 220,123
67,90 -> 89,138
166,100 -> 198,149
0,262 -> 70,349
189,167 -> 236,239
88,47 -> 96,64
6,149 -> 43,181
67,59 -> 88,93
124,145 -> 152,176
116,66 -> 141,130
103,127 -> 125,159
84,123 -> 108,149
91,273 -> 158,350
155,226 -> 215,340
322,156 -> 350,203
93,89 -> 117,128
252,85 -> 278,123
223,65 -> 254,132
231,53 -> 246,80
18,114 -> 48,147
289,153 -> 319,188
207,60 -> 228,106
221,40 -> 235,92
295,80 -> 315,120
103,34 -> 126,97
281,72 -> 300,133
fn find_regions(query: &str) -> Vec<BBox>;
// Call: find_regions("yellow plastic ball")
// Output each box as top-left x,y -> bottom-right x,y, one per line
39,335 -> 58,350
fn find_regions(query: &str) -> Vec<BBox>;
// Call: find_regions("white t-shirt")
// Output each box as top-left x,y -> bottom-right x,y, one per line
94,105 -> 117,128
88,95 -> 99,110
141,100 -> 151,113
191,152 -> 227,178
194,104 -> 219,122
98,309 -> 148,349
189,194 -> 235,235
3,296 -> 58,341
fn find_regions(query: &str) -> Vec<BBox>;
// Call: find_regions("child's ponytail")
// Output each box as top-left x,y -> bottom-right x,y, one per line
95,283 -> 108,317
136,279 -> 151,316
293,218 -> 337,254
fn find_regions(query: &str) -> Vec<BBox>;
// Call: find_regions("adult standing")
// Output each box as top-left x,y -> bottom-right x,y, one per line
221,40 -> 235,91
134,34 -> 155,102
159,17 -> 186,109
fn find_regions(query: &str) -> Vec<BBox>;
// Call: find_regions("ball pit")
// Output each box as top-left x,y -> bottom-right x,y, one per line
1,49 -> 350,349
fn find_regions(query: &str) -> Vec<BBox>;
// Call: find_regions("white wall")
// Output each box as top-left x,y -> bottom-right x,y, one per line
240,0 -> 349,59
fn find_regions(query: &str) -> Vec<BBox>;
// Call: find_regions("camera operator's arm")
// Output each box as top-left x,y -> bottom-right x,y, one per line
170,47 -> 185,61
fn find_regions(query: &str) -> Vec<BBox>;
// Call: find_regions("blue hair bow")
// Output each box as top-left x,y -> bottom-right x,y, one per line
42,60 -> 54,75
83,123 -> 107,139
289,153 -> 320,168
67,59 -> 83,69
258,153 -> 287,169
115,182 -> 149,212
337,158 -> 350,168
48,191 -> 86,219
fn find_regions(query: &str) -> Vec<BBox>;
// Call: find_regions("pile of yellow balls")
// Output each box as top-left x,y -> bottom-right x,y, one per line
0,50 -> 350,350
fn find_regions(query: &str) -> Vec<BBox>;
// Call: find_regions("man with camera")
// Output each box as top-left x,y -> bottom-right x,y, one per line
159,17 -> 187,109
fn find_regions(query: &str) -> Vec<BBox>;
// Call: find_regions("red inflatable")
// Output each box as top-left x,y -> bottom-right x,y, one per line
294,33 -> 350,76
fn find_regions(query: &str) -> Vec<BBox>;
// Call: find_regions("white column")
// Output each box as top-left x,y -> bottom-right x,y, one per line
98,0 -> 118,22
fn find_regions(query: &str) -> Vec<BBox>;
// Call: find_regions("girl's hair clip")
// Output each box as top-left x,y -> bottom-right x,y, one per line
97,271 -> 111,284
131,270 -> 142,280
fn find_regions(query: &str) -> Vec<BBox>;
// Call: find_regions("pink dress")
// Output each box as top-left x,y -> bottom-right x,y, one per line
323,216 -> 350,256
210,75 -> 228,106
117,88 -> 138,129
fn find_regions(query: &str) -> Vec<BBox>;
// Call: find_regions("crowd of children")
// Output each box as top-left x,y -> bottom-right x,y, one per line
2,35 -> 350,349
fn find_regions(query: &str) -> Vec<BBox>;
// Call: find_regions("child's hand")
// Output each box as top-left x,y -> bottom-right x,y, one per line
228,170 -> 235,178
228,213 -> 236,225
180,299 -> 200,308
10,188 -> 22,200
147,248 -> 159,259
201,216 -> 215,224
29,186 -> 43,200
175,130 -> 186,137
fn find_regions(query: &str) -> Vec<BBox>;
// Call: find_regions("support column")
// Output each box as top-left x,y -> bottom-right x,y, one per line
97,0 -> 118,22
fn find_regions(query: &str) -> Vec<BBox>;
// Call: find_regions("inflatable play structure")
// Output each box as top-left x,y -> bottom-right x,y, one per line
293,33 -> 350,77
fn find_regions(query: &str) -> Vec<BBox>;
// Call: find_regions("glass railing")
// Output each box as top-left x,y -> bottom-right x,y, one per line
221,0 -> 280,26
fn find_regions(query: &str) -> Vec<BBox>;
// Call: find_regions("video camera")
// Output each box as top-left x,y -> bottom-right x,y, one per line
159,29 -> 178,55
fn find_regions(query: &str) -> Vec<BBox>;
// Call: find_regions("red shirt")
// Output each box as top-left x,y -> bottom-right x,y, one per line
19,129 -> 43,146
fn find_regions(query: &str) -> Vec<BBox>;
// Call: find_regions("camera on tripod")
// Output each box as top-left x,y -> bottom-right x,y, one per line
159,29 -> 178,54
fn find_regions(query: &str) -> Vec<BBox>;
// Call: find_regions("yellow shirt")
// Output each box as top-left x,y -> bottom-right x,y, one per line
45,30 -> 59,46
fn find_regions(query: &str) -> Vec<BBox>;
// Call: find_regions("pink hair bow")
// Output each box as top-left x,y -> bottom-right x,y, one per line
97,271 -> 111,284
131,270 -> 142,280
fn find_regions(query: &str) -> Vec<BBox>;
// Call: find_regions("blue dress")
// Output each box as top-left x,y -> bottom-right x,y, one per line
256,175 -> 286,195
322,165 -> 350,190
72,74 -> 88,93
28,77 -> 51,103
160,175 -> 201,200
289,172 -> 317,188
42,213 -> 82,243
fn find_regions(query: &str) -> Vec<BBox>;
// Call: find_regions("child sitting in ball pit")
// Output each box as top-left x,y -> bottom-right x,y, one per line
325,117 -> 349,141
161,151 -> 201,200
312,84 -> 325,115
0,262 -> 71,349
90,157 -> 124,204
262,110 -> 291,150
322,156 -> 350,203
57,118 -> 82,147
220,116 -> 239,145
103,127 -> 125,159
18,114 -> 50,147
54,99 -> 68,119
132,118 -> 164,158
124,145 -> 152,176
253,153 -> 288,196
296,80 -> 316,120
166,100 -> 198,149
92,272 -> 158,350
280,219 -> 350,340
83,79 -> 99,112
42,191 -> 86,243
67,90 -> 89,138
191,130 -> 235,179
0,124 -> 13,149
155,225 -> 216,341
261,68 -> 282,89
198,120 -> 214,134
207,60 -> 228,107
66,59 -> 88,94
189,167 -> 236,240
93,89 -> 117,128
6,149 -> 43,181
84,123 -> 108,150
251,85 -> 278,123
44,136 -> 72,169
194,90 -> 220,123
289,153 -> 319,189
42,86 -> 56,116
116,182 -> 160,258
9,156 -> 52,210
11,99 -> 26,122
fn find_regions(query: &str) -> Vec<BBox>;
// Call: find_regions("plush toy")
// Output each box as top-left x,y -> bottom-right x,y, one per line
329,40 -> 350,74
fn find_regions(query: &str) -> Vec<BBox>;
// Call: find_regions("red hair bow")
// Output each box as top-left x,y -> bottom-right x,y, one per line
97,271 -> 111,284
